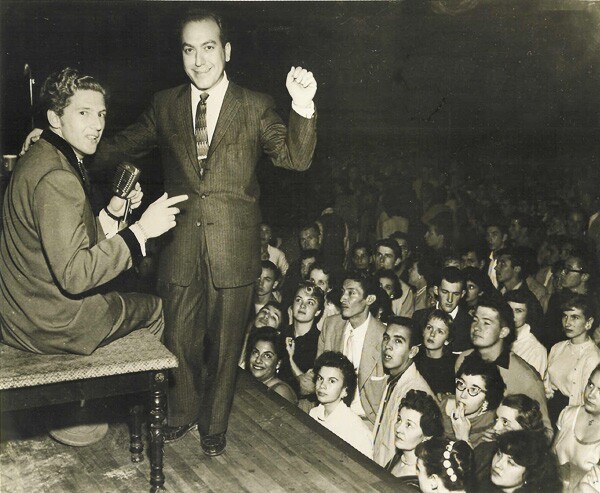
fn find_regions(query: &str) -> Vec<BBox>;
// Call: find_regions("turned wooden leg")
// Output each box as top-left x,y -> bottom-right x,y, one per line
130,403 -> 144,463
148,371 -> 167,492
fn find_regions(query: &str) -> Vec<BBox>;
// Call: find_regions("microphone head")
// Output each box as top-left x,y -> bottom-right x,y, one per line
112,162 -> 141,198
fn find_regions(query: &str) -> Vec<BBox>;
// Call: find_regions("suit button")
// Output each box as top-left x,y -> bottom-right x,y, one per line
201,193 -> 208,199
196,221 -> 202,227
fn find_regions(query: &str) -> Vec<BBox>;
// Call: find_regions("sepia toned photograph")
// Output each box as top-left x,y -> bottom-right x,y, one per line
1,1 -> 599,491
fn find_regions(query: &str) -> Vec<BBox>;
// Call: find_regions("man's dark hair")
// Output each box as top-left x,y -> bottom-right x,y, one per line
476,295 -> 516,347
386,316 -> 422,348
439,266 -> 465,289
41,67 -> 106,116
261,260 -> 281,282
351,241 -> 372,257
313,351 -> 357,407
407,255 -> 437,286
375,238 -> 401,260
179,9 -> 228,45
342,271 -> 379,298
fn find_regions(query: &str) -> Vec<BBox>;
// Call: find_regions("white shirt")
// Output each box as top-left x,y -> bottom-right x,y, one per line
191,73 -> 229,143
548,338 -> 600,405
488,252 -> 498,288
309,402 -> 373,458
512,324 -> 551,397
267,244 -> 289,276
343,314 -> 371,417
190,72 -> 315,141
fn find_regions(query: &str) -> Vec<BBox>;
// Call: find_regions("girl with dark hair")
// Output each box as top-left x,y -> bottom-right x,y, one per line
440,357 -> 506,448
385,389 -> 444,486
489,430 -> 561,492
473,394 -> 545,488
309,351 -> 373,458
246,327 -> 297,404
416,438 -> 475,493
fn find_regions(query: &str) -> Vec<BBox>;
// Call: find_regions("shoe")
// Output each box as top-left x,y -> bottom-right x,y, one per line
163,421 -> 197,443
200,432 -> 226,456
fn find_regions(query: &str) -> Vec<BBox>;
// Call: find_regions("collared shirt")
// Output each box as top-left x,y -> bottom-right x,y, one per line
512,323 -> 551,396
190,72 -> 315,145
548,338 -> 600,405
309,402 -> 373,458
488,252 -> 498,288
191,72 -> 229,143
343,314 -> 371,417
436,301 -> 459,320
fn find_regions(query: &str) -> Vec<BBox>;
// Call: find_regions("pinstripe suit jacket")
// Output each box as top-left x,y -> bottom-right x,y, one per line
317,313 -> 387,425
93,81 -> 317,288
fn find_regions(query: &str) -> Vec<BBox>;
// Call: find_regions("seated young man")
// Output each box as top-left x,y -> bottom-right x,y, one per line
253,260 -> 282,314
455,296 -> 552,437
317,272 -> 387,427
374,238 -> 414,317
372,316 -> 433,467
309,351 -> 373,458
259,222 -> 288,276
406,255 -> 437,312
0,67 -> 187,355
413,266 -> 473,353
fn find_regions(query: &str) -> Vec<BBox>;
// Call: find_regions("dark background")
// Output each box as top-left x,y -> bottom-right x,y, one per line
2,0 -> 600,224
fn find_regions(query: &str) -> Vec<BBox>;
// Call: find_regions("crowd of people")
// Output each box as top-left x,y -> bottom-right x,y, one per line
242,164 -> 600,492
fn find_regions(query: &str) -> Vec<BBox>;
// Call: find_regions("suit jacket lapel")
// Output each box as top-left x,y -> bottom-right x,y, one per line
174,85 -> 203,180
358,318 -> 379,388
208,82 -> 242,159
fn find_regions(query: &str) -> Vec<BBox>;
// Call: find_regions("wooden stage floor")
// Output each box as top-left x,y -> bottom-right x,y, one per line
1,370 -> 407,492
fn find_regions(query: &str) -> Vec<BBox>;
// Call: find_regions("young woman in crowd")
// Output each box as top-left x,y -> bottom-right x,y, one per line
473,394 -> 545,487
553,363 -> 600,491
416,438 -> 475,493
385,389 -> 444,487
309,351 -> 373,458
487,430 -> 562,493
245,327 -> 298,404
414,309 -> 457,398
548,294 -> 600,426
440,357 -> 506,448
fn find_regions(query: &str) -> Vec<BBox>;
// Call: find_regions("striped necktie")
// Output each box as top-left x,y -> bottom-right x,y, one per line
195,92 -> 209,179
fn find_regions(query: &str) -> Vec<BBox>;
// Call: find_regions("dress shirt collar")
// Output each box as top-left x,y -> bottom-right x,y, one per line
436,302 -> 459,319
515,323 -> 532,342
191,71 -> 229,107
346,312 -> 371,336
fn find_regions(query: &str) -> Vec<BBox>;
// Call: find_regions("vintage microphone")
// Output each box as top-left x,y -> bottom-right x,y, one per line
23,63 -> 35,130
111,162 -> 141,225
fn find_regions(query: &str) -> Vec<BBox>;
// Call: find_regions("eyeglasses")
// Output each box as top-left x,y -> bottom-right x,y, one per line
561,265 -> 584,274
456,379 -> 486,397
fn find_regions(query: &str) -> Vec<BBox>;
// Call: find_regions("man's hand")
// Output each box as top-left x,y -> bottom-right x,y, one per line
286,66 -> 317,108
107,183 -> 143,218
20,128 -> 43,156
135,193 -> 188,239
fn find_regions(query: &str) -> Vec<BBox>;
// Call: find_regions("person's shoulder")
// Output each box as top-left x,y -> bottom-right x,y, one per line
322,313 -> 345,332
153,83 -> 189,103
228,81 -> 274,106
368,316 -> 387,334
509,352 -> 542,380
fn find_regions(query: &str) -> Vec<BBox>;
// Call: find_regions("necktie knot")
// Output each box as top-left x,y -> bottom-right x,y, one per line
199,92 -> 209,104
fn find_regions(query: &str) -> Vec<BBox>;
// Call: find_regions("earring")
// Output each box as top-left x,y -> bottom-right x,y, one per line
480,401 -> 488,414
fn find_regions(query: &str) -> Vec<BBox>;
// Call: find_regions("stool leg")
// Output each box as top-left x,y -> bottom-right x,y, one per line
149,371 -> 167,492
130,404 -> 144,463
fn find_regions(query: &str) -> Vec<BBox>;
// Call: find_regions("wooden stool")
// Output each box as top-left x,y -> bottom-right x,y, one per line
0,329 -> 178,492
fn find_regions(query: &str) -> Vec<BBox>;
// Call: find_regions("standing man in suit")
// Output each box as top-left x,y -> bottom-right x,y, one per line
19,11 -> 317,455
112,11 -> 317,455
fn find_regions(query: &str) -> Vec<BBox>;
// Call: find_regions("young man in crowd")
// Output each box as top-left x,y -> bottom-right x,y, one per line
413,267 -> 473,353
455,296 -> 552,437
372,317 -> 433,467
374,239 -> 414,317
485,220 -> 508,288
317,273 -> 387,427
253,260 -> 282,314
